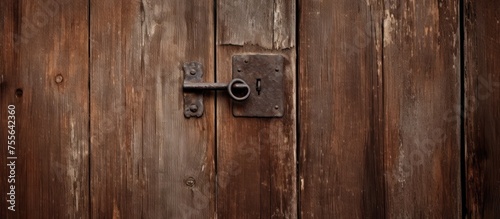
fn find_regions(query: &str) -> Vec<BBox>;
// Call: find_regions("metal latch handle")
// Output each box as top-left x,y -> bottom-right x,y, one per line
183,78 -> 250,101
183,55 -> 284,118
183,62 -> 253,118
183,78 -> 251,101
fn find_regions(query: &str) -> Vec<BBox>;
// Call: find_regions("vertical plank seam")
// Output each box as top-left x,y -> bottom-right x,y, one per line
375,1 -> 387,217
295,0 -> 301,218
87,0 -> 92,217
139,1 -> 146,217
213,0 -> 218,218
380,1 -> 388,217
459,0 -> 467,217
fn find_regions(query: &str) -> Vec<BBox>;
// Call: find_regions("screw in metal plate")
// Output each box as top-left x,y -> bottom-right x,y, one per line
190,69 -> 197,75
185,177 -> 196,187
189,104 -> 198,112
274,105 -> 279,109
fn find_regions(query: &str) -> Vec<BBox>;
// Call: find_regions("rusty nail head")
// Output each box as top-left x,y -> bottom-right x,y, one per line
185,177 -> 196,187
55,74 -> 64,83
190,69 -> 197,75
189,104 -> 198,112
275,105 -> 279,109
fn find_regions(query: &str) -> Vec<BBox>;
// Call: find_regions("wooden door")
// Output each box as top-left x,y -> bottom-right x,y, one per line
215,1 -> 296,218
90,0 -> 216,218
1,0 -> 499,218
299,0 -> 462,218
89,0 -> 296,218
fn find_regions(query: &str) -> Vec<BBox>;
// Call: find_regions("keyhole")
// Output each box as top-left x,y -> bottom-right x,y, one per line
256,79 -> 261,95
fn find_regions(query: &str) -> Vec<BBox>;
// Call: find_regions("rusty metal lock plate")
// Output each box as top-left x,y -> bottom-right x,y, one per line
232,54 -> 284,117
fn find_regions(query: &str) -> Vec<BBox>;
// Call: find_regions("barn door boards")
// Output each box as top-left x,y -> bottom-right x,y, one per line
90,0 -> 216,218
183,54 -> 285,118
216,0 -> 297,218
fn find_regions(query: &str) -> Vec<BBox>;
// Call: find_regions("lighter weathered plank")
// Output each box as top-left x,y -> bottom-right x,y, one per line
216,0 -> 297,218
217,0 -> 295,49
90,0 -> 215,218
383,0 -> 461,217
299,0 -> 461,217
0,0 -> 89,217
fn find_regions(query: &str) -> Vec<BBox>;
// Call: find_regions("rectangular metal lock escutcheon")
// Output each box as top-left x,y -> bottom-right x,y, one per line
183,54 -> 284,118
231,54 -> 284,117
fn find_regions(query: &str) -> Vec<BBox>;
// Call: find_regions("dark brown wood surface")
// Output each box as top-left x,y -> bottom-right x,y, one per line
1,0 -> 499,217
465,1 -> 500,218
382,0 -> 461,217
90,0 -> 215,218
299,0 -> 461,217
0,0 -> 89,217
299,0 -> 385,217
216,0 -> 297,218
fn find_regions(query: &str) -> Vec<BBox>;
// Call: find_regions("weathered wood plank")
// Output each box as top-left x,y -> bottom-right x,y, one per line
217,0 -> 295,49
216,0 -> 296,218
0,0 -> 89,217
382,0 -> 461,217
465,1 -> 500,218
298,0 -> 385,217
90,0 -> 215,218
300,0 -> 461,217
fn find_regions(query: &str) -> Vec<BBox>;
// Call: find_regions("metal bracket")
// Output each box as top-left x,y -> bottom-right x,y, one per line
182,54 -> 284,118
183,62 -> 204,118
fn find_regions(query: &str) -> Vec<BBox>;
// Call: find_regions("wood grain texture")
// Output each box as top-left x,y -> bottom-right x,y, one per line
465,1 -> 500,218
0,0 -> 89,217
299,0 -> 385,217
383,0 -> 461,217
216,0 -> 296,218
299,0 -> 461,217
217,0 -> 295,49
90,0 -> 215,218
